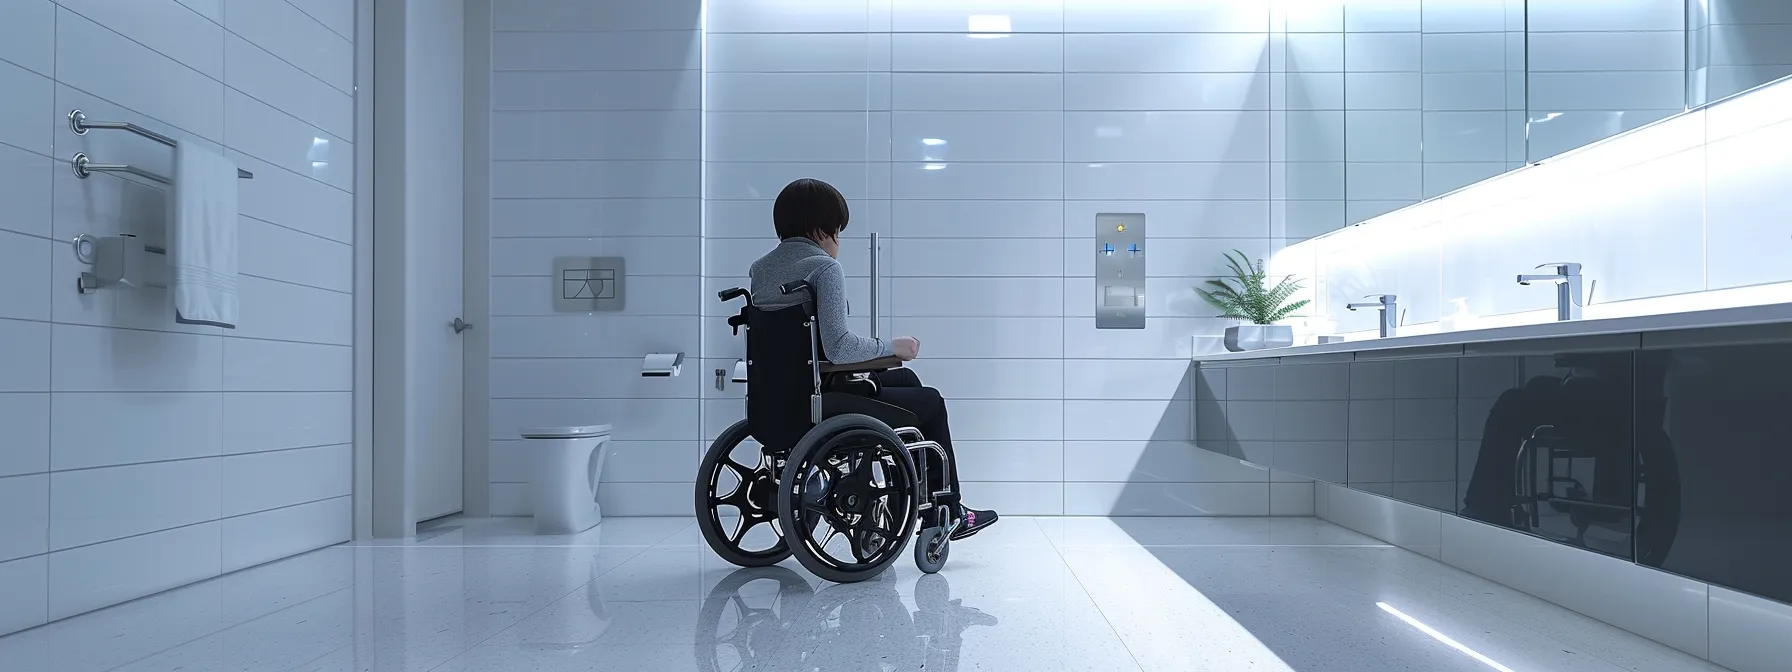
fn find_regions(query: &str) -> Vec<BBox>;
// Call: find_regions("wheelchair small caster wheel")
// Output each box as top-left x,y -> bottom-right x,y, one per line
915,526 -> 949,574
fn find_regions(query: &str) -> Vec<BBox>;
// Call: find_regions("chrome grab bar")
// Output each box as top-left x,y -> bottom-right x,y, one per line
68,109 -> 254,182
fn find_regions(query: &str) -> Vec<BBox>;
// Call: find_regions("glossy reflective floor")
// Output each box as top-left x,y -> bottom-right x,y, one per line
0,517 -> 1728,672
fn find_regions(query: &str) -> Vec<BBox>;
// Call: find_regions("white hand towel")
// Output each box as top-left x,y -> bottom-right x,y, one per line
171,142 -> 239,329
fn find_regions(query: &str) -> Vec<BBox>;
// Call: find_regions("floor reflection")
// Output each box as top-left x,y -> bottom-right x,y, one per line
696,567 -> 995,672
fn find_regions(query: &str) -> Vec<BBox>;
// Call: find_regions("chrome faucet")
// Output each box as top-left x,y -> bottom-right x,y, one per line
1346,294 -> 1399,338
1517,262 -> 1583,321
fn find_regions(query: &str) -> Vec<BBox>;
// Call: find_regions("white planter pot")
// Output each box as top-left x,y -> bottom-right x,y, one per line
1224,325 -> 1294,352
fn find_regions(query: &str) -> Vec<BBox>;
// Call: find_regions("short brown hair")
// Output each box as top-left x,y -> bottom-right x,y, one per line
773,178 -> 850,241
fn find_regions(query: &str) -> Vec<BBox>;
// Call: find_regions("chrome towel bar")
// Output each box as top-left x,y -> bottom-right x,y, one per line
67,109 -> 253,181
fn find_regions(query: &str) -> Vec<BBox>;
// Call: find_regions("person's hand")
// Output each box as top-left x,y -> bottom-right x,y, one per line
893,336 -> 920,361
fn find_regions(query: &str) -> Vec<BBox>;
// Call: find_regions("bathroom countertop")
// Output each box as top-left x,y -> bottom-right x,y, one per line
1194,302 -> 1792,363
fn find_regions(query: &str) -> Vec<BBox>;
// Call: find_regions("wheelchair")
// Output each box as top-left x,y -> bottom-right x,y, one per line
695,281 -> 961,583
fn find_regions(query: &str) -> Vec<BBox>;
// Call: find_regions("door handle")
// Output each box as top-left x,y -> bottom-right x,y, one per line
452,317 -> 473,334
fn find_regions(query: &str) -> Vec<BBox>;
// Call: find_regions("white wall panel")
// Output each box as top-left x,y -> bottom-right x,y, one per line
219,496 -> 349,574
223,0 -> 353,91
0,555 -> 47,635
1064,0 -> 1269,33
496,111 -> 702,161
1067,34 -> 1270,74
892,73 -> 1064,111
0,0 -> 54,76
894,34 -> 1064,73
51,393 -> 223,469
492,30 -> 699,71
0,144 -> 53,238
1065,482 -> 1268,516
1065,441 -> 1268,483
222,90 -> 352,191
0,394 -> 49,478
55,8 -> 225,141
1,0 -> 358,635
222,340 -> 350,392
220,445 -> 352,517
222,392 -> 352,455
492,71 -> 701,111
0,474 -> 48,562
50,459 -> 222,551
491,198 -> 699,239
707,34 -> 873,73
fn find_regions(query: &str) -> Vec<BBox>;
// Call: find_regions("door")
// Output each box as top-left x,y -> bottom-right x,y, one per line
408,0 -> 466,521
412,229 -> 465,521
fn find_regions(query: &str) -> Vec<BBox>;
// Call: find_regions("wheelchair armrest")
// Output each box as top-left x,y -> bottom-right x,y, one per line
820,356 -> 904,374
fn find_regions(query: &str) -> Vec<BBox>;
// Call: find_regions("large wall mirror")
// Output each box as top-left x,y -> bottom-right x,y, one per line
1282,0 -> 1792,241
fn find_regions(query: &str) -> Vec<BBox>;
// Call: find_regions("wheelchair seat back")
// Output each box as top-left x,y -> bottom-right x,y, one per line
732,291 -> 921,454
744,303 -> 818,453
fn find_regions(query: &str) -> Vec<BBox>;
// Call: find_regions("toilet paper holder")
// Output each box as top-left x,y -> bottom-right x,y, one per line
642,352 -> 684,377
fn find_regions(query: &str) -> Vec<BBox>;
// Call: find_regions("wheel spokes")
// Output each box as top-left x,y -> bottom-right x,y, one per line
789,430 -> 915,571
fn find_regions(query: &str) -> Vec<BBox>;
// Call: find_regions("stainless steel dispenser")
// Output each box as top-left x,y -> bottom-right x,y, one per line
1095,213 -> 1146,329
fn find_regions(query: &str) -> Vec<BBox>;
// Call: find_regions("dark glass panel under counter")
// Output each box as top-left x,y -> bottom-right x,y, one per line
1456,352 -> 1636,560
1345,358 -> 1461,513
1637,344 -> 1792,604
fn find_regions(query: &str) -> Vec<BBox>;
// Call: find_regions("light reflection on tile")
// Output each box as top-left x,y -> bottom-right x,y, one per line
0,516 -> 1728,672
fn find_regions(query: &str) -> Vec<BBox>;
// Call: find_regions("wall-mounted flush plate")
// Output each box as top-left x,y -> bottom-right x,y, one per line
1095,213 -> 1145,329
552,257 -> 625,312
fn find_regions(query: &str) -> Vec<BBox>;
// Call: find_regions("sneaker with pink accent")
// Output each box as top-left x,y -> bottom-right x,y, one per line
951,507 -> 999,541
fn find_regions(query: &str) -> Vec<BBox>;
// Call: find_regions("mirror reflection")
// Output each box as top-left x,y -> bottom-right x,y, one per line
1285,0 -> 1792,241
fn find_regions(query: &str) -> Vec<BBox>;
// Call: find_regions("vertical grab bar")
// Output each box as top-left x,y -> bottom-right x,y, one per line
869,232 -> 880,339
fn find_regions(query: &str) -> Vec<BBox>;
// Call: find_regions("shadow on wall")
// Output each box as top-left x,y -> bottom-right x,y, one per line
1102,365 -> 1276,516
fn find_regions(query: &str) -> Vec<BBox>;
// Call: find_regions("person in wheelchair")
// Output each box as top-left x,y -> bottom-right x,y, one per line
749,178 -> 1000,541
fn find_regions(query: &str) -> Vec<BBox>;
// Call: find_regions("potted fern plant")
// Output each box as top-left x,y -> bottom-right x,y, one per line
1197,250 -> 1310,352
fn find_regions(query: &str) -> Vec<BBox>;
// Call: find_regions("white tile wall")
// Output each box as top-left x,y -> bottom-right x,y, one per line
0,0 -> 355,635
488,0 -> 703,515
687,0 -> 1282,517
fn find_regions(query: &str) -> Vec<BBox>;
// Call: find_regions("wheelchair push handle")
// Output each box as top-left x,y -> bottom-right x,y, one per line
719,287 -> 752,335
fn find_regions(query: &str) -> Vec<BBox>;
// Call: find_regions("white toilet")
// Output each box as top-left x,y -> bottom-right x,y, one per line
520,424 -> 612,535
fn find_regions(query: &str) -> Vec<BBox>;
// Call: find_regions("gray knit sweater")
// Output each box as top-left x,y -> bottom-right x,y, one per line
749,237 -> 892,364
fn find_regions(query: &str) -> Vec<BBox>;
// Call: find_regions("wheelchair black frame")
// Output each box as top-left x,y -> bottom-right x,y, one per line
724,282 -> 956,514
704,282 -> 962,579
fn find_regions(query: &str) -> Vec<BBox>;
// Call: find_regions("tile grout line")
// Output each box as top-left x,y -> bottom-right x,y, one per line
42,4 -> 57,629
82,581 -> 359,672
1031,517 -> 1151,671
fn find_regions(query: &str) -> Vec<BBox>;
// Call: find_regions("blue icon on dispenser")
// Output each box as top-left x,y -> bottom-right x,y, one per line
1128,244 -> 1140,256
1102,243 -> 1115,256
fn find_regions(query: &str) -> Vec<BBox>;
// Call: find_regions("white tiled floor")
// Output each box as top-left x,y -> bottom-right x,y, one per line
0,517 -> 1728,672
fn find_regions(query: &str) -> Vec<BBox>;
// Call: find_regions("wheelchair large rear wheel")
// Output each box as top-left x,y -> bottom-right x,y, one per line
778,415 -> 920,584
696,420 -> 791,567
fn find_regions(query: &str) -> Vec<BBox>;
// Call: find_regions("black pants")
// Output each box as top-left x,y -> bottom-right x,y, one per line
870,368 -> 961,499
